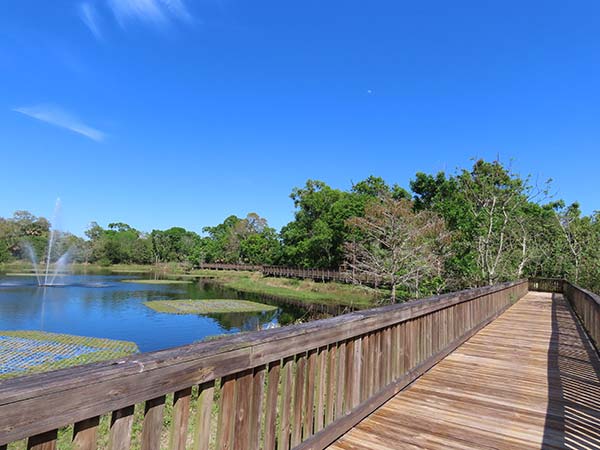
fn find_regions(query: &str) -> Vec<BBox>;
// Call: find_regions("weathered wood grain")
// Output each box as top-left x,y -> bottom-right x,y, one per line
325,344 -> 336,426
216,374 -> 236,450
334,341 -> 346,420
233,370 -> 253,450
248,366 -> 266,450
27,430 -> 57,450
278,356 -> 294,450
108,406 -> 135,450
263,361 -> 280,450
315,346 -> 328,433
328,292 -> 600,450
192,381 -> 214,450
73,416 -> 100,450
0,280 -> 531,449
140,396 -> 165,450
169,387 -> 192,450
291,354 -> 307,447
303,349 -> 318,440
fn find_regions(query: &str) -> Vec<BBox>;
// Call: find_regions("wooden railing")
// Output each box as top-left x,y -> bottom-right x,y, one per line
261,266 -> 349,282
197,263 -> 376,284
563,282 -> 600,351
528,277 -> 565,293
198,263 -> 263,272
529,277 -> 599,352
0,280 -> 528,449
197,263 -> 349,282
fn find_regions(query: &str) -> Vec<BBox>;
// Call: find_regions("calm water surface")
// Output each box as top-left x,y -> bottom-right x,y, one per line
0,274 -> 309,352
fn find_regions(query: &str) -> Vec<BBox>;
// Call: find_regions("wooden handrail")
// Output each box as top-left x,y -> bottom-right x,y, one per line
0,280 -> 528,448
528,277 -> 565,293
529,277 -> 599,351
563,281 -> 600,351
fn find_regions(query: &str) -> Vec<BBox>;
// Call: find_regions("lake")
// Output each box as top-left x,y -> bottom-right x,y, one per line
0,273 -> 311,353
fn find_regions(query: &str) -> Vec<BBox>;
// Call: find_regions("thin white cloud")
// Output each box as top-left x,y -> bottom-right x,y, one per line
79,2 -> 103,40
14,105 -> 106,142
107,0 -> 191,26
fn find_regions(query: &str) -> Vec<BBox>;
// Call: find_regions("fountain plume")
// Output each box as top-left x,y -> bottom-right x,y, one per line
24,198 -> 72,287
23,242 -> 42,286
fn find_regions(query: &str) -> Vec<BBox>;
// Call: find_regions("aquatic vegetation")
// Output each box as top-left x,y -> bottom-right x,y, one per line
0,330 -> 138,379
144,299 -> 278,314
121,279 -> 193,284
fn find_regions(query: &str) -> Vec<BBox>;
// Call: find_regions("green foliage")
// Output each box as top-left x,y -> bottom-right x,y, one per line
280,177 -> 409,268
199,213 -> 280,265
0,211 -> 50,262
150,227 -> 201,263
3,159 -> 599,298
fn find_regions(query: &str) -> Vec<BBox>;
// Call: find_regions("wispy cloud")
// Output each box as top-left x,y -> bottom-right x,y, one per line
79,2 -> 103,40
14,105 -> 106,142
78,0 -> 192,38
108,0 -> 191,27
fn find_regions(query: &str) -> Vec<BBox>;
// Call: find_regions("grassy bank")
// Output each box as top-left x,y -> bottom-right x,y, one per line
189,270 -> 386,308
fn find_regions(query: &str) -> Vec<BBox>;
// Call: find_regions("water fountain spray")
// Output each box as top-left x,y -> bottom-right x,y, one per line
24,198 -> 73,287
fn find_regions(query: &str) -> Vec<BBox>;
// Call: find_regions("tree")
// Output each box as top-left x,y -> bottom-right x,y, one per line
411,160 -> 552,287
280,177 -> 410,268
199,213 -> 279,265
551,201 -> 600,286
345,196 -> 450,302
0,211 -> 50,262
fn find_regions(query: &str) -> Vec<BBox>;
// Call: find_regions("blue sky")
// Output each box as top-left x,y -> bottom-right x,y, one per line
1,1 -> 599,235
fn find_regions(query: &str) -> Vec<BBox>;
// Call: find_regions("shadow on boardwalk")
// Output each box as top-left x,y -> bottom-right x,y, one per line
543,293 -> 600,449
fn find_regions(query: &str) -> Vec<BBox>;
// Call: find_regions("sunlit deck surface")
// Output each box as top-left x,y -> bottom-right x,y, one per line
329,292 -> 600,450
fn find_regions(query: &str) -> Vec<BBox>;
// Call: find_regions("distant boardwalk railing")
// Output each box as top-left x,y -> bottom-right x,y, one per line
197,263 -> 377,284
0,280 -> 528,449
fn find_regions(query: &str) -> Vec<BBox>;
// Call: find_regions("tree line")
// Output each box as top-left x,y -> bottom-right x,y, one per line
1,159 -> 598,300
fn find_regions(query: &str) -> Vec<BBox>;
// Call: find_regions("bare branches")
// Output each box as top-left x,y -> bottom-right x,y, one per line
344,197 -> 449,302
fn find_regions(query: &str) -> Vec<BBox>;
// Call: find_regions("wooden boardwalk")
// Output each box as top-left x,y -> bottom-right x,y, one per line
329,292 -> 600,450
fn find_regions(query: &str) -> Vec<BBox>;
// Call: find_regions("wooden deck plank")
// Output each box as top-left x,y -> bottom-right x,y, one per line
328,292 -> 600,450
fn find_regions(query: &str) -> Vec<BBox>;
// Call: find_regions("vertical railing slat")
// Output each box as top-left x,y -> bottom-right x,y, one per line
141,396 -> 165,450
233,370 -> 253,450
193,381 -> 215,450
248,366 -> 266,450
303,349 -> 317,440
315,346 -> 328,432
343,339 -> 354,414
170,387 -> 192,450
27,430 -> 58,450
291,354 -> 307,447
73,416 -> 100,450
359,334 -> 370,402
278,356 -> 294,450
351,337 -> 362,408
335,340 -> 346,419
263,360 -> 281,450
325,343 -> 336,426
217,374 -> 237,450
109,405 -> 135,450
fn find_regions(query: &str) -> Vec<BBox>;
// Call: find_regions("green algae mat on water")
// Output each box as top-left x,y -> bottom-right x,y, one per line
0,331 -> 138,380
121,279 -> 193,284
145,299 -> 277,314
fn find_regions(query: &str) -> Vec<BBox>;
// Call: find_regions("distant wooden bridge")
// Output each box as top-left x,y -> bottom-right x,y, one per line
0,278 -> 598,449
198,263 -> 376,284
